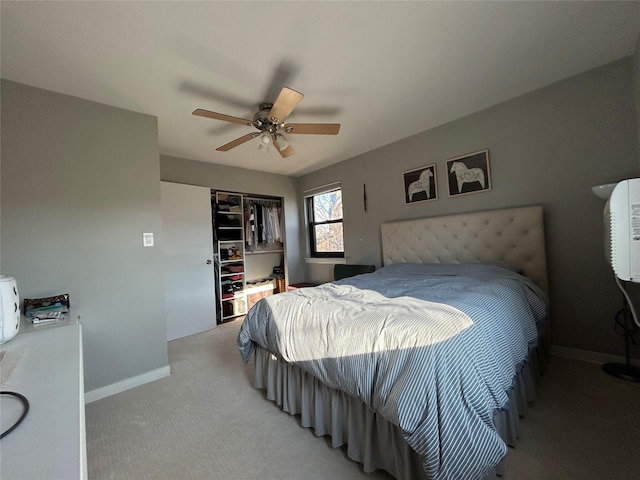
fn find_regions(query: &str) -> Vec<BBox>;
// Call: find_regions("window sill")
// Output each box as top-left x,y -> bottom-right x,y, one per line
304,257 -> 347,265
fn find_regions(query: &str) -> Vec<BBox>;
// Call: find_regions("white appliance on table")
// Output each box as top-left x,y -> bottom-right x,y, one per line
0,276 -> 20,344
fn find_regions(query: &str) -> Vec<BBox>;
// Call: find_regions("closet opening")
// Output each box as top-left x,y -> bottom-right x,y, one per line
211,190 -> 286,324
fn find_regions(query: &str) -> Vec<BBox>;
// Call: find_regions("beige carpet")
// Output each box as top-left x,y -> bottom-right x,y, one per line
86,319 -> 640,480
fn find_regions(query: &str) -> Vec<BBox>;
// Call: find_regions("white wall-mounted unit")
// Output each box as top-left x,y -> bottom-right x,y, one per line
606,178 -> 640,282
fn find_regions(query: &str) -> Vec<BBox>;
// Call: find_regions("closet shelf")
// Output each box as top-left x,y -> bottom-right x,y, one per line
221,293 -> 246,301
215,191 -> 247,322
246,249 -> 284,255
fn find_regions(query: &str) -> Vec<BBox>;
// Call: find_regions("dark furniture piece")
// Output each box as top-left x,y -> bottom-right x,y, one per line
333,264 -> 375,280
286,282 -> 320,291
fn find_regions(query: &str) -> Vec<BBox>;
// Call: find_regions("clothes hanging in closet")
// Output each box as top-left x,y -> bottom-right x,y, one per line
245,201 -> 283,250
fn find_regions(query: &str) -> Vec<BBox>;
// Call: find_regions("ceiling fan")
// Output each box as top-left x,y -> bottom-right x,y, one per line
192,86 -> 340,158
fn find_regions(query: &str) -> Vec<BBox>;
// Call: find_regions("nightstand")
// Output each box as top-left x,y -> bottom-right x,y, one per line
286,282 -> 320,291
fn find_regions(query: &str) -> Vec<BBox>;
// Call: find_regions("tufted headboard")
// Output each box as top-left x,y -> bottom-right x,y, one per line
381,206 -> 548,294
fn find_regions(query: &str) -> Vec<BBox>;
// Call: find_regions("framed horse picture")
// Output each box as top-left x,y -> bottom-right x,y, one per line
446,149 -> 491,197
403,164 -> 438,204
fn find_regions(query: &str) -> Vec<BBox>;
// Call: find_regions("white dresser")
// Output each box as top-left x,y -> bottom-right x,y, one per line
0,315 -> 87,479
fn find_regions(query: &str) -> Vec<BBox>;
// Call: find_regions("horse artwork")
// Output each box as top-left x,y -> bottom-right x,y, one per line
446,150 -> 491,196
403,164 -> 437,204
408,169 -> 433,200
450,161 -> 485,192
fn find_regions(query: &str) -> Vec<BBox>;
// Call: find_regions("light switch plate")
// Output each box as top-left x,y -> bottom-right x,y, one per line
143,232 -> 154,247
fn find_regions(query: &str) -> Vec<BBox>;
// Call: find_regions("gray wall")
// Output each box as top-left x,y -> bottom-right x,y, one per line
1,80 -> 169,392
299,58 -> 640,359
159,155 -> 303,284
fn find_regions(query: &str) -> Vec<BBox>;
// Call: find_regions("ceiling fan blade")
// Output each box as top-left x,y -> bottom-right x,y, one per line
273,139 -> 295,158
284,123 -> 341,135
268,87 -> 304,123
216,132 -> 260,151
192,108 -> 253,126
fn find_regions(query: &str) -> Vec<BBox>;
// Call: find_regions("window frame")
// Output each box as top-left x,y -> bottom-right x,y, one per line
305,187 -> 345,259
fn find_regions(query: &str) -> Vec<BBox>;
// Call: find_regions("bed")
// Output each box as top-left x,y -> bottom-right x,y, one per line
237,206 -> 549,480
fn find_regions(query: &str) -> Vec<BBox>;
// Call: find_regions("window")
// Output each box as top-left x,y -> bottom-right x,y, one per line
306,187 -> 344,258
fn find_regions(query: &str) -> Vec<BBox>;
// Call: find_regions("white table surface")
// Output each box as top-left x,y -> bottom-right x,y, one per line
0,312 -> 86,480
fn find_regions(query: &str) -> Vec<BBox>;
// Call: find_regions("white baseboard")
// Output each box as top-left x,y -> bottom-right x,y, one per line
550,344 -> 640,367
85,365 -> 171,404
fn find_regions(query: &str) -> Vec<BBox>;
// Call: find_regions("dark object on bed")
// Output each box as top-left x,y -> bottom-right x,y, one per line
333,264 -> 375,280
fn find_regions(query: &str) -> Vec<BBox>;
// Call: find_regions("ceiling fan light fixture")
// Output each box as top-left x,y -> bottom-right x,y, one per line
276,135 -> 290,151
257,142 -> 270,153
260,132 -> 273,146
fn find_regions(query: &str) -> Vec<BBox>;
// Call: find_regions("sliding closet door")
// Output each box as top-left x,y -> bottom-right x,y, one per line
161,181 -> 217,341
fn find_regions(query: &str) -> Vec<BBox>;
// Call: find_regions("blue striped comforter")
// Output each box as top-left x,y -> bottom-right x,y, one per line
237,263 -> 548,480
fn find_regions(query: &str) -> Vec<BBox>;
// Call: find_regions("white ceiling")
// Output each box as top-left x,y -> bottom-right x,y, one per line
2,1 -> 640,177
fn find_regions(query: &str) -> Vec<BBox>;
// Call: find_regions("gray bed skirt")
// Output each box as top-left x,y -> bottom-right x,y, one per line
253,344 -> 545,480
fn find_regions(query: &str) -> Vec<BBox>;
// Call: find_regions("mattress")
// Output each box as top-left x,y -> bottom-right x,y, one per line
238,263 -> 548,479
